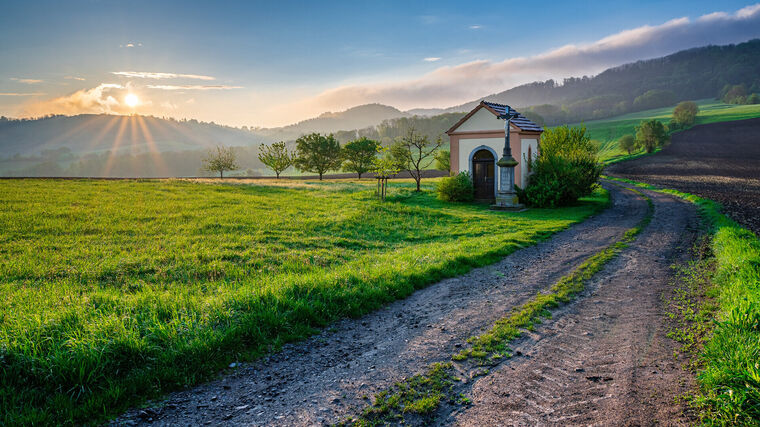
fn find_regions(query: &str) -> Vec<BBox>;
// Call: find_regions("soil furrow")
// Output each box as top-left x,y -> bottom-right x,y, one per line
115,184 -> 649,426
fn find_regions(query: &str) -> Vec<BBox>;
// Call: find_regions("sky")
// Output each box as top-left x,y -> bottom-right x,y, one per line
1,0 -> 760,128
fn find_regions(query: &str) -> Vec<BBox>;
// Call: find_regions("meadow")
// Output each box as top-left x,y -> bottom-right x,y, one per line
577,99 -> 760,162
0,178 -> 608,424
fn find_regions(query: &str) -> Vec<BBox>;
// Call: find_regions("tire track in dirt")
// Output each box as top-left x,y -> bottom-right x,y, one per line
115,184 -> 648,426
446,183 -> 700,426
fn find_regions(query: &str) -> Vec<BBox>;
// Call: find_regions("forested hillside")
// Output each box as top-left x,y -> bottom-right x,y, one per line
422,39 -> 760,125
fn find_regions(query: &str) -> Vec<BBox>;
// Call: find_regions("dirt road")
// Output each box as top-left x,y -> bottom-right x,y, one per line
116,182 -> 699,426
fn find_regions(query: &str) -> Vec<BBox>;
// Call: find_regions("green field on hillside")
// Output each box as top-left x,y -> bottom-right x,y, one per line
0,178 -> 608,424
574,99 -> 760,162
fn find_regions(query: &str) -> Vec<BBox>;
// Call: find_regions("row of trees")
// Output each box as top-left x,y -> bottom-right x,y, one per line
618,100 -> 700,155
719,84 -> 760,105
204,128 -> 444,192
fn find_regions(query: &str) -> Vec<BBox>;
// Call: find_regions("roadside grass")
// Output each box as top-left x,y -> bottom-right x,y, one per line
349,184 -> 650,425
573,99 -> 760,162
605,176 -> 760,424
0,179 -> 608,425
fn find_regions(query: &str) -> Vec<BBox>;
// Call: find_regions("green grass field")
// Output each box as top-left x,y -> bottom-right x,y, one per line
0,178 -> 608,424
574,99 -> 760,162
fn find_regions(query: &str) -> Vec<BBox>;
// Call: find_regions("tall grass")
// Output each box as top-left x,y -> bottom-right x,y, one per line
605,177 -> 760,423
0,179 -> 608,424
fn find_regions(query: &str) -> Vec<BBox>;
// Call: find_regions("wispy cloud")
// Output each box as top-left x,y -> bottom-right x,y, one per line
65,76 -> 86,81
21,83 -> 129,116
424,57 -> 441,62
147,84 -> 243,90
112,71 -> 215,81
469,25 -> 482,30
294,4 -> 760,111
10,78 -> 43,84
0,92 -> 45,96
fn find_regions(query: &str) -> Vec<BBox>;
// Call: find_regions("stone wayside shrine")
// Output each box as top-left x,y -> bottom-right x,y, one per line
446,101 -> 543,207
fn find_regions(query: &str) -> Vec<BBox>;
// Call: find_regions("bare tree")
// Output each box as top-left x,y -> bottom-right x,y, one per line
390,127 -> 443,191
203,145 -> 238,178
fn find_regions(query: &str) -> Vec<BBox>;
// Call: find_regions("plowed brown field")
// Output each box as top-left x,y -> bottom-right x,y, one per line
607,117 -> 760,235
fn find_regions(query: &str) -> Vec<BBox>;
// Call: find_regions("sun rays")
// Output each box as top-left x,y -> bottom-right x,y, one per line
100,115 -> 169,177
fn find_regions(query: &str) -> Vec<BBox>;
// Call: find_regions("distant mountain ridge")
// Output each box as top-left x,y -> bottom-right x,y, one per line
257,103 -> 408,140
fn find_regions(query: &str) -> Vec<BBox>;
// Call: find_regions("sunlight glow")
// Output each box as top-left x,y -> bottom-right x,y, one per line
124,93 -> 139,108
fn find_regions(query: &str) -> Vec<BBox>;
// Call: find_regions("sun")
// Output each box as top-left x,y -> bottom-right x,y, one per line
124,93 -> 139,108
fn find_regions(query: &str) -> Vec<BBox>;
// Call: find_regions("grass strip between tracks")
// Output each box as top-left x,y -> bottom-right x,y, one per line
345,185 -> 655,426
604,175 -> 760,424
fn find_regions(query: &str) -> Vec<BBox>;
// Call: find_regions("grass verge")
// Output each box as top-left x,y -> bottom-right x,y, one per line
347,185 -> 653,425
0,179 -> 609,425
605,175 -> 760,424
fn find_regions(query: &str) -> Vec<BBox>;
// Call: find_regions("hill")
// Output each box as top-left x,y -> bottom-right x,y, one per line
0,114 -> 268,157
259,103 -> 408,140
0,115 -> 279,177
413,39 -> 760,123
581,99 -> 760,161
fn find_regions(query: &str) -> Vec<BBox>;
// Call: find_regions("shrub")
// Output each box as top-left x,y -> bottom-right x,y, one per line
436,172 -> 474,202
672,101 -> 699,127
516,125 -> 602,208
635,119 -> 669,153
618,134 -> 636,154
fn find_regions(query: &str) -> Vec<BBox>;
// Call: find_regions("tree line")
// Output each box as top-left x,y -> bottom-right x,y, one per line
204,128 -> 445,192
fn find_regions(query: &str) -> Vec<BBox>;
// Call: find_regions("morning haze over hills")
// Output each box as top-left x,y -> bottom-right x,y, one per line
2,39 -> 759,177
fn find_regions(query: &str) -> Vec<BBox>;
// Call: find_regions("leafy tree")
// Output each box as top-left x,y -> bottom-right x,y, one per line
258,141 -> 293,178
202,145 -> 238,178
633,89 -> 676,111
516,125 -> 602,208
389,127 -> 443,192
434,149 -> 450,173
721,84 -> 747,104
635,119 -> 669,153
293,133 -> 342,180
341,137 -> 379,178
672,101 -> 699,127
618,134 -> 636,154
372,146 -> 400,201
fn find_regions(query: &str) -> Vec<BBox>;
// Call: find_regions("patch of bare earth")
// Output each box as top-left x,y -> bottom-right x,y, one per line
115,182 -> 699,426
607,117 -> 760,236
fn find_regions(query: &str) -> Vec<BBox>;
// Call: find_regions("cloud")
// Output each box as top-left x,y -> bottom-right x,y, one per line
10,78 -> 43,84
146,84 -> 243,90
112,71 -> 215,80
424,57 -> 441,62
126,43 -> 134,47
0,92 -> 45,96
21,83 -> 131,116
294,4 -> 760,111
469,25 -> 482,29
65,76 -> 86,81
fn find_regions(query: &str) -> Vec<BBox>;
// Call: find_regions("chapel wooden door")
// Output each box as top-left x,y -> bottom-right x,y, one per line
472,149 -> 495,200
